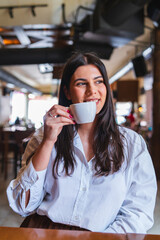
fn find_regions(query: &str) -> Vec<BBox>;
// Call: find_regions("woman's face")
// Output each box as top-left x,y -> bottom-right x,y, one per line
66,64 -> 107,114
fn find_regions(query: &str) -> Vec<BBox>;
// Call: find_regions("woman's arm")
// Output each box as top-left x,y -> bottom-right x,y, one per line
105,134 -> 157,234
7,105 -> 75,216
6,135 -> 47,216
24,138 -> 55,207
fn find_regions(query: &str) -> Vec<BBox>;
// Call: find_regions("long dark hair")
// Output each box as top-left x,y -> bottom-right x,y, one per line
54,52 -> 124,177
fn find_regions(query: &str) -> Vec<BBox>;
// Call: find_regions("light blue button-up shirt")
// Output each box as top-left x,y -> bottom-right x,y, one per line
7,126 -> 157,233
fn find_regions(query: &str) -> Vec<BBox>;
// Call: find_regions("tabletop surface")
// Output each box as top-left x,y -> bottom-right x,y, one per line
3,126 -> 27,132
0,227 -> 160,240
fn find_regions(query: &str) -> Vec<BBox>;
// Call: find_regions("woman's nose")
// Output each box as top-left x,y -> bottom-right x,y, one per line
86,83 -> 96,95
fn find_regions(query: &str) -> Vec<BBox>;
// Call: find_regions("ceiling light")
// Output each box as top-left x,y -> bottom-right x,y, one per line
38,64 -> 53,74
21,88 -> 28,93
6,83 -> 15,88
109,46 -> 153,85
28,93 -> 35,99
142,46 -> 153,59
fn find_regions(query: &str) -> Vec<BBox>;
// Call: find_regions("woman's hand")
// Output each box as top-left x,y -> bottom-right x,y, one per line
43,104 -> 75,144
32,105 -> 75,172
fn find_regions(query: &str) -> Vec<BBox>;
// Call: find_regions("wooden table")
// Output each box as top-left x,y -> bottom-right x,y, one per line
0,227 -> 160,240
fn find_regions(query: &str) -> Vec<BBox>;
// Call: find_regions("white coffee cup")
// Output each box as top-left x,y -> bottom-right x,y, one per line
69,101 -> 96,124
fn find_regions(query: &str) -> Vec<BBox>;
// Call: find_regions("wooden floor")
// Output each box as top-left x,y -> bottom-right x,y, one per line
0,161 -> 160,234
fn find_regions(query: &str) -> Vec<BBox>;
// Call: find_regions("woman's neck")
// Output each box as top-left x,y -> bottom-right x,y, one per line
77,120 -> 96,162
78,120 -> 96,141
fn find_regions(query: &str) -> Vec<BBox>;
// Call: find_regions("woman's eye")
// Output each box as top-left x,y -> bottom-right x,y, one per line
96,80 -> 104,84
76,82 -> 86,86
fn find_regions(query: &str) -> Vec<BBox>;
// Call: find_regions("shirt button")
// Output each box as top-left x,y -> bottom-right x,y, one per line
75,216 -> 79,220
82,187 -> 86,191
86,169 -> 90,174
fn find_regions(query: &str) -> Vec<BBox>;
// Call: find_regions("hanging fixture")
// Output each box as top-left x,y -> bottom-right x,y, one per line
0,4 -> 48,18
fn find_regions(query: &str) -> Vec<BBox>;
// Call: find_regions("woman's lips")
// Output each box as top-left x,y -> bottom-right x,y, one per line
85,99 -> 99,103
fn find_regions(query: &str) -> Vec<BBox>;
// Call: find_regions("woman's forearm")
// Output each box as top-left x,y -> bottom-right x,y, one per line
24,139 -> 54,208
32,139 -> 55,171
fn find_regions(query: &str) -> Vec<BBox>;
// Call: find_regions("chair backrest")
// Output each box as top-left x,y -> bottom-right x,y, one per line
0,126 -> 3,152
14,129 -> 35,145
14,128 -> 35,156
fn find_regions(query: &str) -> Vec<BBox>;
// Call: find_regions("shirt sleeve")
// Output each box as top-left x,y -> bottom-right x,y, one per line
6,128 -> 46,216
105,134 -> 157,234
7,160 -> 46,216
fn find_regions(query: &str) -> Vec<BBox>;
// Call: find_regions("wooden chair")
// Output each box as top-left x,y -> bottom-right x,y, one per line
14,128 -> 35,177
0,126 -> 4,172
0,126 -> 17,177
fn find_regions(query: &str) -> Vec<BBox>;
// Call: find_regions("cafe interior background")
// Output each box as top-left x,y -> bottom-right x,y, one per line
0,0 -> 160,234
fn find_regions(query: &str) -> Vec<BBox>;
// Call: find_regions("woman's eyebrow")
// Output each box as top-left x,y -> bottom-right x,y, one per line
94,76 -> 103,79
74,78 -> 86,82
74,75 -> 103,83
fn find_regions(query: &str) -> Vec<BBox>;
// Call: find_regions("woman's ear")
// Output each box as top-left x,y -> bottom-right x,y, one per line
63,86 -> 71,100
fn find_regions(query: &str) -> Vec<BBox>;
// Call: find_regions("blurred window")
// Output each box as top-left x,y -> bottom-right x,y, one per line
28,95 -> 58,129
10,91 -> 26,124
115,102 -> 132,124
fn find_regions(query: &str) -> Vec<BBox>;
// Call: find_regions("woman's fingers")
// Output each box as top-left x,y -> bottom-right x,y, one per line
48,112 -> 57,118
48,104 -> 69,116
46,115 -> 75,126
43,107 -> 75,143
47,105 -> 73,121
44,104 -> 75,127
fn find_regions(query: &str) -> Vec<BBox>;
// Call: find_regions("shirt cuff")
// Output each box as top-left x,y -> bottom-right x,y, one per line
13,160 -> 47,191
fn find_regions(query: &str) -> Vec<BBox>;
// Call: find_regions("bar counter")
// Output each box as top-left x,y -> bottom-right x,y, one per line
0,227 -> 160,240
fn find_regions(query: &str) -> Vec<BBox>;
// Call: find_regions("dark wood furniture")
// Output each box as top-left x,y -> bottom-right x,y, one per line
2,126 -> 35,179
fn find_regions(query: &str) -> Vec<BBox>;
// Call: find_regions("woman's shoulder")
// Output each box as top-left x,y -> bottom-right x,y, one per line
118,125 -> 144,146
118,126 -> 149,165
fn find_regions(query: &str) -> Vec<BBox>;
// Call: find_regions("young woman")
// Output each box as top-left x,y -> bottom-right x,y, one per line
7,52 -> 157,233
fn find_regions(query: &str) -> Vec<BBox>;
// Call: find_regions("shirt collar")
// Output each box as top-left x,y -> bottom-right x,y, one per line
73,130 -> 95,166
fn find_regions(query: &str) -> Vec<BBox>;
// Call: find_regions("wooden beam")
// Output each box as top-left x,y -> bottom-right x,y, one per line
13,26 -> 31,46
151,28 -> 160,180
0,47 -> 73,65
0,24 -> 73,48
